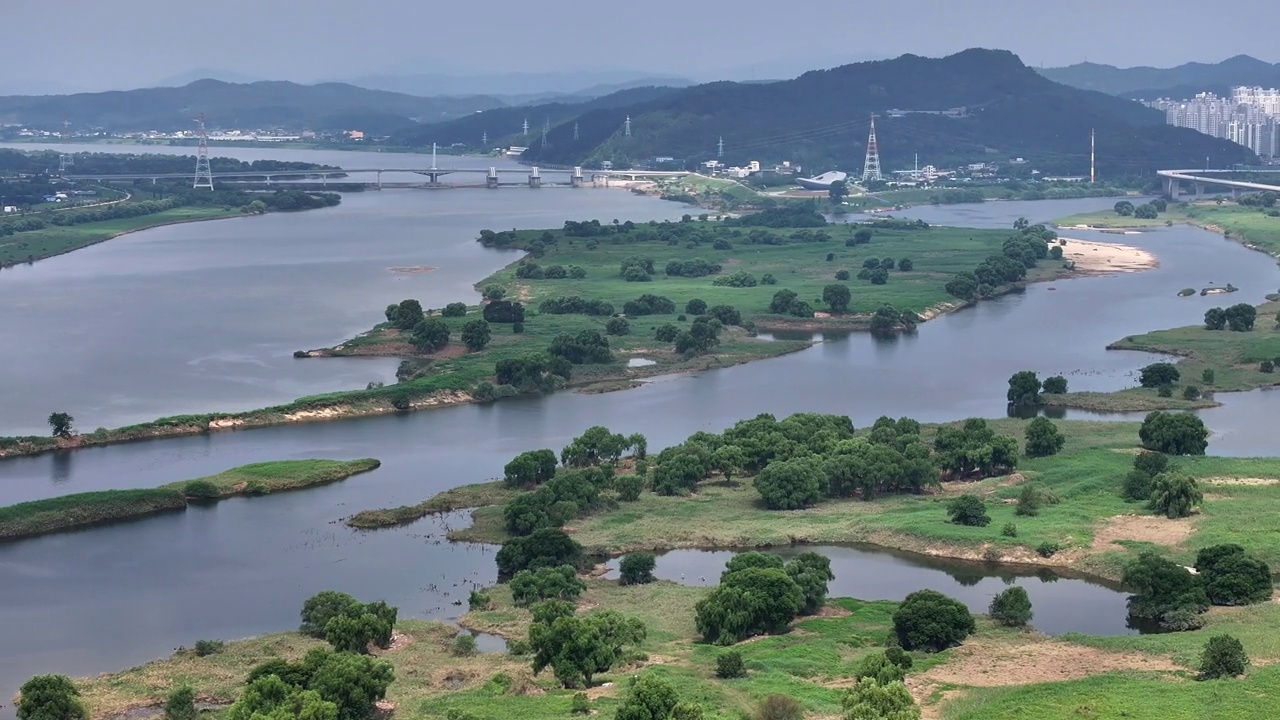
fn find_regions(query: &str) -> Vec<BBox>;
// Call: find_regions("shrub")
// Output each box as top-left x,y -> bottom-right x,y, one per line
852,653 -> 905,684
1263,360 -> 1275,373
442,302 -> 467,317
1023,417 -> 1065,457
511,565 -> 586,606
754,695 -> 803,720
761,273 -> 777,285
512,321 -> 525,334
17,675 -> 85,720
1041,375 -> 1068,394
1139,362 -> 1180,388
868,268 -> 889,284
654,324 -> 679,342
619,552 -> 657,585
884,646 -> 912,669
1183,385 -> 1202,400
1158,385 -> 1173,397
753,457 -> 825,510
1195,545 -> 1273,606
1150,471 -> 1203,518
988,586 -> 1033,627
299,590 -> 362,637
451,633 -> 478,657
946,494 -> 990,527
571,692 -> 591,715
1015,483 -> 1043,517
193,639 -> 225,656
615,474 -> 644,501
182,479 -> 220,499
468,591 -> 492,611
898,258 -> 914,271
1001,522 -> 1018,538
892,589 -> 975,652
835,269 -> 850,280
1140,411 -> 1209,455
716,651 -> 747,678
606,317 -> 631,336
164,686 -> 196,720
1199,634 -> 1248,679
685,299 -> 708,315
1036,542 -> 1060,558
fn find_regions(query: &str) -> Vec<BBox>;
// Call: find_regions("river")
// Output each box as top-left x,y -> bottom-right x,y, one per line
1,145 -> 1279,711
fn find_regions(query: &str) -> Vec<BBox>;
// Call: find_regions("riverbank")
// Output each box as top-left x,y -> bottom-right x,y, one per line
0,206 -> 243,266
0,458 -> 378,540
348,417 -> 1280,582
62,572 -> 1280,720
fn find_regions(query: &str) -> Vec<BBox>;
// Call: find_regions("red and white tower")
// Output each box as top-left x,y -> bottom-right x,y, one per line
861,114 -> 882,183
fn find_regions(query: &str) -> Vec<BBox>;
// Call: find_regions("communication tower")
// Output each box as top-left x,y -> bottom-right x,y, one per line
861,115 -> 882,183
193,114 -> 214,190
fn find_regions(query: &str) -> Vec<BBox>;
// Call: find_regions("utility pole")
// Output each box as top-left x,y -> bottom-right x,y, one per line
1090,129 -> 1096,183
624,115 -> 631,138
718,136 -> 724,158
193,114 -> 214,190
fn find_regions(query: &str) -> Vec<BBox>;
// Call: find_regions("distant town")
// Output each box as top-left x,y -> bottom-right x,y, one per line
1143,86 -> 1280,160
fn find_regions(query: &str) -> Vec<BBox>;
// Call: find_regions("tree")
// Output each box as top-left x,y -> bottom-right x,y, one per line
1024,417 -> 1065,457
47,412 -> 74,438
511,565 -> 586,606
716,651 -> 747,678
1114,200 -> 1135,216
1199,635 -> 1248,679
17,675 -> 86,720
606,317 -> 630,336
1134,203 -> 1158,219
842,678 -> 919,720
685,298 -> 707,315
1149,472 -> 1203,518
441,302 -> 467,317
988,586 -> 1033,627
503,449 -> 558,488
619,552 -> 657,585
868,268 -> 889,285
1139,411 -> 1209,455
1122,552 -> 1209,629
412,317 -> 451,353
892,589 -> 975,652
898,258 -> 913,271
1204,307 -> 1227,330
300,591 -> 362,638
529,606 -> 646,688
946,494 -> 990,527
696,567 -> 804,645
1195,545 -> 1273,606
753,457 -> 826,510
1138,363 -> 1180,388
306,651 -> 395,720
1041,375 -> 1068,394
163,686 -> 197,720
460,319 -> 491,351
1006,371 -> 1041,406
828,179 -> 849,204
615,674 -> 679,720
324,609 -> 392,654
495,527 -> 583,580
822,284 -> 852,312
853,229 -> 873,245
615,475 -> 644,501
755,695 -> 803,720
386,299 -> 423,330
787,552 -> 835,614
1224,303 -> 1257,331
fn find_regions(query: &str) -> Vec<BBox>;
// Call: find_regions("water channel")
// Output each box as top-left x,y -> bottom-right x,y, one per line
2,144 -> 1279,711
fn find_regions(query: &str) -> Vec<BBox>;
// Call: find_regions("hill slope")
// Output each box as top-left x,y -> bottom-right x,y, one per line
0,80 -> 506,132
429,50 -> 1252,176
1038,55 -> 1280,98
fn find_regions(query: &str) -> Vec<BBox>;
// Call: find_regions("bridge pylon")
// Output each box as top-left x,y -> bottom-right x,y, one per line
528,167 -> 542,188
571,167 -> 584,187
487,167 -> 499,189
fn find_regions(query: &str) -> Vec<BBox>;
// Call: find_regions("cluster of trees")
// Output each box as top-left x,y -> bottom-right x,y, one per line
713,270 -> 766,287
619,256 -> 655,282
528,600 -> 647,688
1006,370 -> 1069,408
624,293 -> 677,316
666,258 -> 722,277
232,648 -> 393,720
1113,199 -> 1166,219
549,329 -> 613,365
1123,544 -> 1271,631
723,205 -> 827,228
483,300 -> 526,324
944,221 -> 1055,300
694,552 -> 833,644
1121,450 -> 1205,518
299,591 -> 398,654
385,301 -> 489,353
493,354 -> 572,393
1139,411 -> 1209,456
514,262 -> 587,280
1204,304 -> 1257,332
1237,191 -> 1278,209
768,289 -> 814,317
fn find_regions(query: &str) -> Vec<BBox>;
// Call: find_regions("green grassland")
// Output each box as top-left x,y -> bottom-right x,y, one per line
358,419 -> 1280,581
0,459 -> 378,540
0,206 -> 242,264
1058,199 -> 1280,258
70,571 -> 1280,720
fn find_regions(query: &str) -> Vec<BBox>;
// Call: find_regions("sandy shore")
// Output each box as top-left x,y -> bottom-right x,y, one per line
1058,237 -> 1158,274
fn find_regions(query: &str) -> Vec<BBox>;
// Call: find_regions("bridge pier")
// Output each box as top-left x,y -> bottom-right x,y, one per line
1164,177 -> 1180,200
487,167 -> 499,189
529,167 -> 541,189
571,166 -> 584,188
1195,182 -> 1205,198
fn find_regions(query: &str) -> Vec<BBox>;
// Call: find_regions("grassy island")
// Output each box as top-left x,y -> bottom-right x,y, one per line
0,458 -> 378,540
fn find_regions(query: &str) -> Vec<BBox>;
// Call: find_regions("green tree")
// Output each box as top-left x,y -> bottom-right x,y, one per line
17,675 -> 86,720
615,474 -> 644,501
988,586 -> 1033,627
1204,307 -> 1227,330
1015,482 -> 1043,517
753,457 -> 826,510
324,610 -> 391,654
163,686 -> 197,720
842,679 -> 919,720
1195,545 -> 1273,606
606,317 -> 631,336
619,552 -> 657,585
853,228 -> 873,244
1123,552 -> 1209,630
828,180 -> 849,204
716,651 -> 747,679
1041,375 -> 1068,394
529,606 -> 646,688
1199,635 -> 1248,679
412,317 -> 451,353
696,564 -> 804,644
1139,411 -> 1209,455
300,591 -> 362,638
1224,303 -> 1257,331
1139,363 -> 1180,388
386,299 -> 423,330
441,302 -> 467,317
511,565 -> 586,606
892,589 -> 975,652
47,412 -> 75,438
786,552 -> 835,614
615,674 -> 679,720
307,651 -> 395,720
684,298 -> 708,315
1114,200 -> 1135,216
1023,417 -> 1065,457
822,284 -> 852,312
1149,471 -> 1203,518
711,445 -> 748,483
946,494 -> 990,527
460,319 -> 491,351
898,258 -> 914,271
868,268 -> 889,285
503,449 -> 559,488
451,634 -> 477,657
1006,371 -> 1041,406
495,527 -> 583,580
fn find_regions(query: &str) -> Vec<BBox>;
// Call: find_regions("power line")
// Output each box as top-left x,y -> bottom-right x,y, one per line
193,114 -> 213,190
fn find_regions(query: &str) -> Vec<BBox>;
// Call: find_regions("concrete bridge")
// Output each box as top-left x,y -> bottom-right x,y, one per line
65,166 -> 691,190
1158,169 -> 1280,200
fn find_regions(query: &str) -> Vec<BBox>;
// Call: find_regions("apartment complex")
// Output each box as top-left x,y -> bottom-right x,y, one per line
1144,87 -> 1280,160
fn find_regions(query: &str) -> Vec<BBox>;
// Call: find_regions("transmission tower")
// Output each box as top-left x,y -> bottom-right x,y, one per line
573,122 -> 579,141
482,130 -> 488,146
861,114 -> 882,183
624,115 -> 631,138
542,118 -> 549,148
193,114 -> 214,190
58,153 -> 74,175
717,136 -> 724,158
522,118 -> 529,136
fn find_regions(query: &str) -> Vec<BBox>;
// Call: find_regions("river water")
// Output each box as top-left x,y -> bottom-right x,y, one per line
2,145 -> 1279,710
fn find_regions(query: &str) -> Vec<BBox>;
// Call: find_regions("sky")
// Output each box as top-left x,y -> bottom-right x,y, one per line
2,0 -> 1278,94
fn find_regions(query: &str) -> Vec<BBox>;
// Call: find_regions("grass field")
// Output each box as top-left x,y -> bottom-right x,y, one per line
0,459 -> 378,540
0,206 -> 242,264
1057,200 -> 1280,259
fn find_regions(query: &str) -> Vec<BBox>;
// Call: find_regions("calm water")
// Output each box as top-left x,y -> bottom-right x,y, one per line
2,146 -> 1280,711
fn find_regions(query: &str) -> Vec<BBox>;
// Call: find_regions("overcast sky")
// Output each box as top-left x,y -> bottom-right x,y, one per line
3,0 -> 1277,94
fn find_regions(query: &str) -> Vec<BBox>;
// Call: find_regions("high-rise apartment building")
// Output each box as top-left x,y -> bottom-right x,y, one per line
1144,87 -> 1280,159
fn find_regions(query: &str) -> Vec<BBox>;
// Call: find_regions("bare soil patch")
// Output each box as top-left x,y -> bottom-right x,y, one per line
1059,238 -> 1158,275
917,636 -> 1179,688
1092,514 -> 1196,551
388,266 -> 437,274
1204,477 -> 1280,486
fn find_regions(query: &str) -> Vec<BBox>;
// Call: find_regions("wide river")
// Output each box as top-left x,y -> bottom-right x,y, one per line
1,144 -> 1279,711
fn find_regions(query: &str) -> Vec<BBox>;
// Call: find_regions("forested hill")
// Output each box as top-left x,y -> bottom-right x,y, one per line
415,50 -> 1253,176
0,80 -> 506,132
1038,55 -> 1280,98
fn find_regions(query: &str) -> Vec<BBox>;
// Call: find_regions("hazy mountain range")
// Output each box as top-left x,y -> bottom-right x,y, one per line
1038,55 -> 1280,99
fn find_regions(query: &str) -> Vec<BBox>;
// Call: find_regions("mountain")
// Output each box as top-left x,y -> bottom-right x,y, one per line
411,49 -> 1252,176
341,70 -> 694,99
1038,55 -> 1280,98
0,80 -> 506,132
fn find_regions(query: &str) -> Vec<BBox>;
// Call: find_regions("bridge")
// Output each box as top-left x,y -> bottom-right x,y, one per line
1158,169 -> 1280,200
64,166 -> 691,189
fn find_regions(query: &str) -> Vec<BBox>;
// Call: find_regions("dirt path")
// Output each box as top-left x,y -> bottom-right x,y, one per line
1091,514 -> 1196,552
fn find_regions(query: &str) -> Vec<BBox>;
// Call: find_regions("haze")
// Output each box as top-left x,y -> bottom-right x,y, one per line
1,0 -> 1278,95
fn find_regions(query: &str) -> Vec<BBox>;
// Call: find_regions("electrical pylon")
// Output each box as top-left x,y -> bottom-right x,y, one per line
193,114 -> 214,190
861,115 -> 882,183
